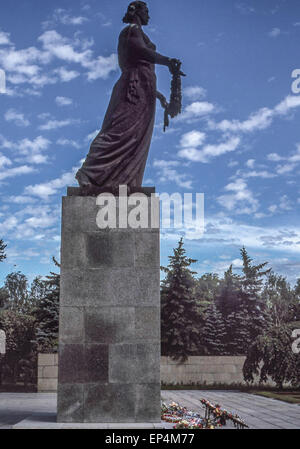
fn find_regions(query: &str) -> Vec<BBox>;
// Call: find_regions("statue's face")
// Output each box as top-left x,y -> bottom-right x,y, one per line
138,5 -> 150,25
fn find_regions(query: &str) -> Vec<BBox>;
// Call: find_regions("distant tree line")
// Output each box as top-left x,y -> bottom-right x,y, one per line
0,236 -> 299,389
161,238 -> 300,388
0,239 -> 59,386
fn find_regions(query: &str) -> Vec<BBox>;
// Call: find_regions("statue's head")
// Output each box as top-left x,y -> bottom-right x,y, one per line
123,1 -> 149,26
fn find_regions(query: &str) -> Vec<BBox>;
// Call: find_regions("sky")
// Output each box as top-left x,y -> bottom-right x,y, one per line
0,0 -> 300,286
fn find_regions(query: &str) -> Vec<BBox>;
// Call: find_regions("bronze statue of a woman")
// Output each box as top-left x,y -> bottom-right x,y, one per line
75,1 -> 184,193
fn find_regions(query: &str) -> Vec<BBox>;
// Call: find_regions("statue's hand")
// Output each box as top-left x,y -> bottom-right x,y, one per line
160,96 -> 169,110
168,58 -> 186,77
168,58 -> 182,75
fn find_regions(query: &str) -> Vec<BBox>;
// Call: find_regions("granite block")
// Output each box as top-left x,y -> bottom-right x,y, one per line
85,307 -> 135,344
84,383 -> 136,423
57,384 -> 84,423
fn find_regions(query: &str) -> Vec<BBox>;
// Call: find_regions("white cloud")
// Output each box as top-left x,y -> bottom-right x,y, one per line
180,130 -> 206,148
185,101 -> 214,116
268,27 -> 281,38
0,165 -> 36,181
0,27 -> 117,93
55,96 -> 73,106
25,166 -> 78,199
43,8 -> 89,28
0,153 -> 12,169
178,136 -> 240,163
57,138 -> 81,149
39,118 -> 81,131
54,67 -> 80,82
4,108 -> 30,127
5,196 -> 37,204
0,30 -> 12,46
246,159 -> 255,168
85,129 -> 100,143
153,159 -> 193,189
274,95 -> 300,114
267,152 -> 283,162
183,86 -> 207,100
241,170 -> 276,179
0,135 -> 51,165
217,178 -> 259,215
268,143 -> 300,175
38,30 -> 118,81
210,95 -> 300,135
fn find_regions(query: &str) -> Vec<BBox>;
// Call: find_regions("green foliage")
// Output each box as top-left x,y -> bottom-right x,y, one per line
243,325 -> 299,389
4,272 -> 30,313
0,310 -> 37,385
161,238 -> 201,362
201,303 -> 227,355
0,258 -> 60,385
33,258 -> 60,353
225,307 -> 252,355
263,272 -> 297,326
239,247 -> 271,340
195,273 -> 220,314
216,265 -> 242,318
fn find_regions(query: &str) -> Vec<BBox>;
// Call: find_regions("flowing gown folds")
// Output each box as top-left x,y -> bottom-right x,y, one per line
76,25 -> 158,188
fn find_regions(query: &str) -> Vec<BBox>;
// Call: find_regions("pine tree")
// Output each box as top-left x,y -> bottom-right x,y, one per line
33,258 -> 60,353
225,307 -> 251,355
240,247 -> 271,340
201,303 -> 227,355
161,238 -> 200,361
216,265 -> 242,318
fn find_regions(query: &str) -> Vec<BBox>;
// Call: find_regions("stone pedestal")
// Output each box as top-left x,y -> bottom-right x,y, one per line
57,188 -> 161,423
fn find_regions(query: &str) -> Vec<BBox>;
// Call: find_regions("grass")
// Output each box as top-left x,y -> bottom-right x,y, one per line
250,390 -> 300,404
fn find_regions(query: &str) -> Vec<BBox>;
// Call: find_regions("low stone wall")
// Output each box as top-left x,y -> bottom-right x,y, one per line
161,356 -> 247,386
38,354 -> 58,392
38,354 -> 278,391
38,354 -> 249,391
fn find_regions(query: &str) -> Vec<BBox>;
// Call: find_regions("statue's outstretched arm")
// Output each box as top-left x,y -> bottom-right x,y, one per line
128,25 -> 170,66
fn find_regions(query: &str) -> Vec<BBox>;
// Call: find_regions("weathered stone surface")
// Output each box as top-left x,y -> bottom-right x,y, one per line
85,232 -> 135,268
135,307 -> 160,342
85,344 -> 109,383
84,384 -> 136,423
136,344 -> 161,384
58,345 -> 85,384
135,232 -> 160,268
109,344 -> 137,384
57,384 -> 84,422
59,307 -> 84,343
58,193 -> 160,423
135,384 -> 161,422
85,307 -> 135,344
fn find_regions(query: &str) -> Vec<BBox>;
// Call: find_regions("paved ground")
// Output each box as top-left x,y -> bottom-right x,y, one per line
0,391 -> 299,429
162,390 -> 300,429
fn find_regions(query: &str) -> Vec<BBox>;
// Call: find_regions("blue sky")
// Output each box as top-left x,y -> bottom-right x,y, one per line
0,0 -> 300,285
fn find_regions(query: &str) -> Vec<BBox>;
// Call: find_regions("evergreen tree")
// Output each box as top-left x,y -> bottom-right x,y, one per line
225,307 -> 251,355
243,325 -> 299,389
201,303 -> 227,355
4,272 -> 29,313
161,238 -> 200,361
240,247 -> 271,340
263,272 -> 297,326
216,265 -> 242,318
195,273 -> 220,315
33,258 -> 60,353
